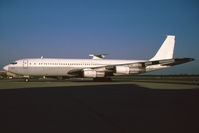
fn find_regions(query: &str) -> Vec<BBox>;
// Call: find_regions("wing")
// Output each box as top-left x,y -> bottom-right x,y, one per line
68,58 -> 194,76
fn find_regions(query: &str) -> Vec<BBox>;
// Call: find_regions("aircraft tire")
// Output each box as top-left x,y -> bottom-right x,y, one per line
25,78 -> 29,82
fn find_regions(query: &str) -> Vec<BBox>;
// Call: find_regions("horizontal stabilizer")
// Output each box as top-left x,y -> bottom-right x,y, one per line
161,58 -> 194,66
145,58 -> 194,66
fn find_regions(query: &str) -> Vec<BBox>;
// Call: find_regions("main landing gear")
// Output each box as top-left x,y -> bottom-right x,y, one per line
24,78 -> 30,82
24,76 -> 30,82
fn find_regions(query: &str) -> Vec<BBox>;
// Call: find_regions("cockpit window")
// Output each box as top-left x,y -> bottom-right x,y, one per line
11,62 -> 17,65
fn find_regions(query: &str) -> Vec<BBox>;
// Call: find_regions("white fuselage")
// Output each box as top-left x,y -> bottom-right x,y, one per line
4,58 -> 156,77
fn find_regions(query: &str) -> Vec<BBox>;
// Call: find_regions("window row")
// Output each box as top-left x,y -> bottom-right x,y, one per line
28,63 -> 104,66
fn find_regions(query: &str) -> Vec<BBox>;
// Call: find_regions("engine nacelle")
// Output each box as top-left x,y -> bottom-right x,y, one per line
115,66 -> 130,74
115,66 -> 146,75
83,70 -> 96,78
83,69 -> 105,78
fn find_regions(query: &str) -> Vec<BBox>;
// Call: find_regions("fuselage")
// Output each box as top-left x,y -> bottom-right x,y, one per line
3,58 -> 146,77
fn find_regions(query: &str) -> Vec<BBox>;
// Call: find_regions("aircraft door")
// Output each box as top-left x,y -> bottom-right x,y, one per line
23,60 -> 28,68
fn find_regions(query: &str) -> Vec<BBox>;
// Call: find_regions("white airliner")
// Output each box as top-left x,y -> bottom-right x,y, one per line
3,35 -> 194,81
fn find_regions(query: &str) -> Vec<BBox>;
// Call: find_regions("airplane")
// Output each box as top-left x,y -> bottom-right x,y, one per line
3,35 -> 194,82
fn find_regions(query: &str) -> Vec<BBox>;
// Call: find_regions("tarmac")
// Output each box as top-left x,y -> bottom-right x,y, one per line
0,78 -> 199,133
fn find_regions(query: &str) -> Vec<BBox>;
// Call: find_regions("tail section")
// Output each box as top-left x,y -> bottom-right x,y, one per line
150,35 -> 175,61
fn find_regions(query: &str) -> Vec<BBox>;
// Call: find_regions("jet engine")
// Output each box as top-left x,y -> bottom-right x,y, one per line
115,64 -> 145,75
115,66 -> 130,74
82,69 -> 105,78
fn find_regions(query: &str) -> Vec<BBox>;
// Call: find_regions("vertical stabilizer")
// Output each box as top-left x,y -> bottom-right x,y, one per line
150,35 -> 175,61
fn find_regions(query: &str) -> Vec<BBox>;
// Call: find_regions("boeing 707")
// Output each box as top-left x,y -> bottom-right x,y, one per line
3,35 -> 194,81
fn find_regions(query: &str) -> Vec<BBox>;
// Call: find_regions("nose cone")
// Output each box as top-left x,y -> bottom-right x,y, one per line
3,65 -> 9,71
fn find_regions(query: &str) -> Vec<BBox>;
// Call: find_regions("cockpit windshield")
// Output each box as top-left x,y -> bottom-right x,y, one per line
11,62 -> 17,65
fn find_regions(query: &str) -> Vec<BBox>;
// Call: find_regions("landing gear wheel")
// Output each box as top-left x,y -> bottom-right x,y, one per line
25,78 -> 29,82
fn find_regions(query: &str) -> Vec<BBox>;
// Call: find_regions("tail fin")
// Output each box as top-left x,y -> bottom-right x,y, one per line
150,35 -> 175,61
